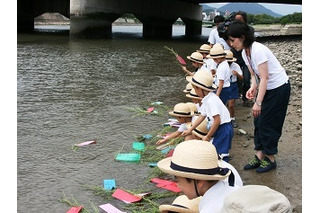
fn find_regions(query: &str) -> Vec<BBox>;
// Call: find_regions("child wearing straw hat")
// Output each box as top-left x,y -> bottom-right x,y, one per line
197,44 -> 217,76
186,88 -> 202,114
157,140 -> 238,213
182,69 -> 233,162
189,119 -> 243,187
182,52 -> 210,76
207,44 -> 232,105
159,195 -> 202,213
225,50 -> 243,128
156,103 -> 197,146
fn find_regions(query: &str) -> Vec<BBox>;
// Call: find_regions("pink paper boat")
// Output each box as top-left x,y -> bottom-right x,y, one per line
99,203 -> 127,213
147,107 -> 155,113
150,178 -> 181,193
66,206 -> 82,213
75,140 -> 96,147
111,189 -> 142,203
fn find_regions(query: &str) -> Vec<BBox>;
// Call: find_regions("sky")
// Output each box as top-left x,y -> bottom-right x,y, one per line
204,2 -> 302,16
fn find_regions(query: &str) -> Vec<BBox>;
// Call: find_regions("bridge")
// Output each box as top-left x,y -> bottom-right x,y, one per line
17,0 -> 302,39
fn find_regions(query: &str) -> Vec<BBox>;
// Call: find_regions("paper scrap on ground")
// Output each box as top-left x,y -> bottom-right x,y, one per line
74,140 -> 96,147
115,153 -> 141,162
104,179 -> 116,190
99,203 -> 127,213
147,107 -> 155,113
142,134 -> 153,139
151,101 -> 163,105
111,189 -> 142,203
150,178 -> 181,193
66,206 -> 82,213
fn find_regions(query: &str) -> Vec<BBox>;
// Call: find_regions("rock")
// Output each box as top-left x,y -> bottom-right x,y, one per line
237,129 -> 247,135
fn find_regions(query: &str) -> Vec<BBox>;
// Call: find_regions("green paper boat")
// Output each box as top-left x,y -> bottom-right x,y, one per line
115,153 -> 141,162
132,142 -> 145,151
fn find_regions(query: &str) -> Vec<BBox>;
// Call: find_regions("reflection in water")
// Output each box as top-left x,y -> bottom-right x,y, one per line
17,28 -> 211,212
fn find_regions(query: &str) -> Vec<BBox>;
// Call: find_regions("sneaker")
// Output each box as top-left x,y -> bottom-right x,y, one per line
244,155 -> 261,170
256,156 -> 277,173
231,120 -> 238,128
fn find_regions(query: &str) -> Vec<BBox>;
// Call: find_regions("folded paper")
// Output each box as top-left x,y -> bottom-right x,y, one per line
111,189 -> 142,203
99,203 -> 126,213
104,179 -> 116,190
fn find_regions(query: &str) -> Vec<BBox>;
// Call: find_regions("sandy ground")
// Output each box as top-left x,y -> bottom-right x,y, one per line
229,38 -> 302,212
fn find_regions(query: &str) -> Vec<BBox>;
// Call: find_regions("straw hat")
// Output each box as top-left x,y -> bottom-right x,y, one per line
169,103 -> 194,117
186,88 -> 202,100
185,102 -> 198,114
191,119 -> 208,139
219,185 -> 292,213
225,50 -> 237,62
187,52 -> 204,64
207,43 -> 226,59
186,70 -> 217,92
159,195 -> 202,213
183,82 -> 193,94
197,44 -> 211,54
157,140 -> 231,180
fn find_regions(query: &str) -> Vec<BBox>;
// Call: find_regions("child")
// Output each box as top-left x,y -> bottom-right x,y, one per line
183,82 -> 193,94
197,44 -> 217,76
208,43 -> 232,105
157,140 -> 238,212
189,119 -> 243,187
159,195 -> 202,213
156,103 -> 195,145
225,50 -> 243,128
183,69 -> 233,161
182,52 -> 210,76
186,88 -> 202,114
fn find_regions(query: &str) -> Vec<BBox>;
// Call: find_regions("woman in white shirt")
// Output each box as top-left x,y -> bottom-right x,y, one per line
227,21 -> 291,173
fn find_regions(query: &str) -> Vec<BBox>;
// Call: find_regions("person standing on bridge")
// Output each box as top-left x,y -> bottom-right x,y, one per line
227,21 -> 291,173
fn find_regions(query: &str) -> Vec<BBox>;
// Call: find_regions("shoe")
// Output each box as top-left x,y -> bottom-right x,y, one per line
231,120 -> 238,128
244,155 -> 261,170
256,156 -> 277,173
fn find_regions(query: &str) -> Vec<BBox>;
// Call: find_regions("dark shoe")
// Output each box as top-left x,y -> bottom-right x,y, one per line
231,120 -> 238,128
244,155 -> 261,170
256,156 -> 277,173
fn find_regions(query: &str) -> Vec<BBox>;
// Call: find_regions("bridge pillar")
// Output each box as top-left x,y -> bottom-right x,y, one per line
17,0 -> 35,32
183,19 -> 202,36
137,17 -> 176,38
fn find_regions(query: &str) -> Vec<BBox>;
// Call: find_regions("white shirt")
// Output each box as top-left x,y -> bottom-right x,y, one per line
215,60 -> 231,88
199,181 -> 239,213
219,160 -> 243,187
204,58 -> 217,73
178,123 -> 188,132
198,64 -> 211,74
200,92 -> 231,126
229,62 -> 243,83
208,28 -> 231,50
242,41 -> 288,90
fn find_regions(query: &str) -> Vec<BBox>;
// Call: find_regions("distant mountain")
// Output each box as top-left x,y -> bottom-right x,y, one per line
219,3 -> 282,17
202,3 -> 282,17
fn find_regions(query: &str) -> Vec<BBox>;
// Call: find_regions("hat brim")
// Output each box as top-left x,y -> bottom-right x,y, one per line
206,54 -> 226,59
186,76 -> 217,92
157,157 -> 230,181
197,50 -> 210,54
159,204 -> 193,213
187,56 -> 204,64
169,111 -> 193,117
183,89 -> 191,94
226,58 -> 237,62
186,93 -> 202,100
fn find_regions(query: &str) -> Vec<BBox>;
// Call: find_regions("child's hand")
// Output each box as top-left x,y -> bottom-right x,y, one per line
181,129 -> 192,137
156,139 -> 166,145
202,135 -> 211,142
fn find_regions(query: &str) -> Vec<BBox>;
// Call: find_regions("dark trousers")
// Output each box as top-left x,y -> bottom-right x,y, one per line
241,65 -> 251,102
254,81 -> 291,155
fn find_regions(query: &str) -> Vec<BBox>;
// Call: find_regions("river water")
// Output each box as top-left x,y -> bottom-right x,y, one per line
17,26 -> 214,212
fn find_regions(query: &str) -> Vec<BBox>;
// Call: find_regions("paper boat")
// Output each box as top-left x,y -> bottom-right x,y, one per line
99,203 -> 126,213
66,206 -> 82,213
112,189 -> 142,203
115,153 -> 141,162
132,142 -> 145,151
74,140 -> 96,147
104,179 -> 116,191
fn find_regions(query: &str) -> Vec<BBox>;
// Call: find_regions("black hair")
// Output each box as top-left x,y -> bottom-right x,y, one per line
234,11 -> 248,23
227,20 -> 254,48
214,15 -> 225,24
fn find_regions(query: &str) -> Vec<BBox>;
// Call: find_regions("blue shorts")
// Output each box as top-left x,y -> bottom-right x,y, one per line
218,87 -> 231,105
229,82 -> 239,100
207,122 -> 233,155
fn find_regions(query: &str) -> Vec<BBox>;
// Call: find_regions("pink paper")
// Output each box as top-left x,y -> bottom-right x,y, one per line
177,55 -> 186,65
66,206 -> 82,213
147,107 -> 155,113
150,178 -> 181,193
111,189 -> 142,203
99,203 -> 126,213
75,140 -> 96,147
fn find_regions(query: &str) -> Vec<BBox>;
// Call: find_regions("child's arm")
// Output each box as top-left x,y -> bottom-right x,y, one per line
181,66 -> 194,76
156,131 -> 182,145
232,70 -> 243,81
216,80 -> 224,96
202,115 -> 220,142
181,115 -> 206,137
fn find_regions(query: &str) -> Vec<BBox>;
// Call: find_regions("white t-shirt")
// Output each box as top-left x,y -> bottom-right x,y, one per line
219,160 -> 243,187
198,64 -> 211,74
200,92 -> 231,126
215,60 -> 231,88
229,62 -> 243,83
199,181 -> 239,213
178,123 -> 189,132
242,41 -> 288,90
204,58 -> 217,73
208,28 -> 231,50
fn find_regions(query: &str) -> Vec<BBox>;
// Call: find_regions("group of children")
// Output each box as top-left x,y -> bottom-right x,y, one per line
154,43 -> 292,212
